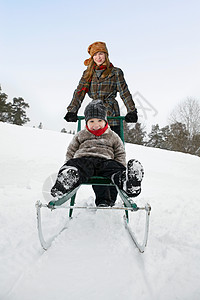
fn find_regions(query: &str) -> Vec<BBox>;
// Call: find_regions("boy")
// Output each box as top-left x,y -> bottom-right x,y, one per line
51,100 -> 144,207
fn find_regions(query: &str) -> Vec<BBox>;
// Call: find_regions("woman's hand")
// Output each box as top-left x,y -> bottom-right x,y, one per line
125,109 -> 138,123
64,112 -> 78,122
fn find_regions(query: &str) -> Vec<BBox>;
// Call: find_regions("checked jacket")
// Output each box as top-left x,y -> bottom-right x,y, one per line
67,67 -> 136,126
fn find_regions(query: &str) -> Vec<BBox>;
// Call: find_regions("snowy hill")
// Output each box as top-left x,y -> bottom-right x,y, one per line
0,122 -> 200,300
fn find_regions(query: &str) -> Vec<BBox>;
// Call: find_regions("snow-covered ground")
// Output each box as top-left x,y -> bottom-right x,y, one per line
0,122 -> 200,300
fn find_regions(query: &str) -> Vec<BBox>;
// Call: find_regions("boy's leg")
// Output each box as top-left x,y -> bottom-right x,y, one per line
51,165 -> 79,198
112,159 -> 144,197
93,159 -> 126,207
92,185 -> 117,207
51,157 -> 95,198
126,159 -> 144,196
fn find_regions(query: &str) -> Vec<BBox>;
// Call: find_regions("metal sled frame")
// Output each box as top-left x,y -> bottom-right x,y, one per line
36,116 -> 151,252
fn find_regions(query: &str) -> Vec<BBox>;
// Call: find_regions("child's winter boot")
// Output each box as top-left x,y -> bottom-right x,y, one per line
51,166 -> 79,198
125,159 -> 144,197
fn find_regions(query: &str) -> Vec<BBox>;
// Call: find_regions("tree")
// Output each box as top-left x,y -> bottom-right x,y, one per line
188,133 -> 200,156
169,97 -> 200,137
146,122 -> 190,153
61,128 -> 67,133
0,86 -> 30,125
124,122 -> 146,145
167,122 -> 189,153
0,86 -> 9,122
132,123 -> 146,145
159,125 -> 171,150
146,124 -> 163,148
38,122 -> 43,129
9,97 -> 30,125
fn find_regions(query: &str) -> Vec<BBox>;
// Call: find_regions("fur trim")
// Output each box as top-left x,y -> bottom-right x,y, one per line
66,127 -> 126,167
84,41 -> 108,66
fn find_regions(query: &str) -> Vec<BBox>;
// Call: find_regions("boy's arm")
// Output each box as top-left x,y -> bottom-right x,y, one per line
113,135 -> 126,167
65,134 -> 80,161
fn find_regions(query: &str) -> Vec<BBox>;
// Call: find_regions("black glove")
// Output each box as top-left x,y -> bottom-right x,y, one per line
125,109 -> 138,123
64,112 -> 78,122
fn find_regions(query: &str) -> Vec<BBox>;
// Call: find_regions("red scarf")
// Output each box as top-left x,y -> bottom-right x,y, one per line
94,64 -> 111,71
77,63 -> 113,96
86,122 -> 108,136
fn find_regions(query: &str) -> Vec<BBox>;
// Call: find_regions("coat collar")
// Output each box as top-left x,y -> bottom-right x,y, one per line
92,67 -> 115,83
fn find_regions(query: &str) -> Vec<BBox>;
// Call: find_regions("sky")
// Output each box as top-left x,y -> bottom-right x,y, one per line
1,0 -> 200,133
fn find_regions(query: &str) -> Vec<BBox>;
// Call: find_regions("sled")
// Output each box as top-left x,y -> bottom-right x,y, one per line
35,116 -> 151,252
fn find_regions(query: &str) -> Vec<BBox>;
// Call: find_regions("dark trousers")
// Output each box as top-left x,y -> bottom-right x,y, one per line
92,124 -> 121,205
110,125 -> 121,137
64,157 -> 125,206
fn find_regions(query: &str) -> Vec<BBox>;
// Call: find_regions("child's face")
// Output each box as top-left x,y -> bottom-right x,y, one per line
87,118 -> 106,130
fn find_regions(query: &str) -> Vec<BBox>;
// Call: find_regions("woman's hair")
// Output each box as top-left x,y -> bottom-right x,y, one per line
83,53 -> 112,82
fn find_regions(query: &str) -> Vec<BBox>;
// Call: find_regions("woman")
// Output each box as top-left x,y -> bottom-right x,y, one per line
64,41 -> 138,136
64,41 -> 138,205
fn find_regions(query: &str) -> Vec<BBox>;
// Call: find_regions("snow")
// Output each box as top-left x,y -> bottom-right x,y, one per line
0,121 -> 200,300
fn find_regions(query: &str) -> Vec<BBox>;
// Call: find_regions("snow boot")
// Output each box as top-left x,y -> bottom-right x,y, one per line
97,203 -> 109,207
111,159 -> 144,197
96,198 -> 112,207
51,166 -> 79,198
125,159 -> 144,197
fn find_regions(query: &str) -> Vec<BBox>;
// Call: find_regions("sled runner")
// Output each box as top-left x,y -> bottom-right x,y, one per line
35,116 -> 151,252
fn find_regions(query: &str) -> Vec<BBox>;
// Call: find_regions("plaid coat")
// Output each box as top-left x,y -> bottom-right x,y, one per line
67,67 -> 136,126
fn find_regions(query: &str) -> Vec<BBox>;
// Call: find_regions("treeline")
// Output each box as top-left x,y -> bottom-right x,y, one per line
61,128 -> 75,134
0,86 -> 30,125
124,97 -> 200,157
59,98 -> 200,157
124,121 -> 200,156
1,85 -> 199,157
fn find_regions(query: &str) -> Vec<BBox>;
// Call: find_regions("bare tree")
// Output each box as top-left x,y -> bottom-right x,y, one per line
169,97 -> 200,137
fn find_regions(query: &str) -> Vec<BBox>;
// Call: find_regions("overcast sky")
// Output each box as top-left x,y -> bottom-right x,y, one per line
1,0 -> 200,132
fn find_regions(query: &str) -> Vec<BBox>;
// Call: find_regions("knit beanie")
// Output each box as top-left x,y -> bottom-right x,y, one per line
84,100 -> 107,123
84,41 -> 108,66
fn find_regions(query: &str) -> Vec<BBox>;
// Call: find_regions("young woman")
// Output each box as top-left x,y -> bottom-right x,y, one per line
64,41 -> 138,205
64,41 -> 138,136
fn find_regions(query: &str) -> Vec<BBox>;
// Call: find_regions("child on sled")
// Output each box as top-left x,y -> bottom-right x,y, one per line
51,100 -> 144,207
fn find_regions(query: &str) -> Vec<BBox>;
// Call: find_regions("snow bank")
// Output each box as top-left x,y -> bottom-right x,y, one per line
0,122 -> 200,300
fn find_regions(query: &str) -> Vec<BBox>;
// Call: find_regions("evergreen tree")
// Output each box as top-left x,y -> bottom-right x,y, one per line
124,122 -> 131,143
10,97 -> 30,125
38,122 -> 43,129
0,86 -> 9,122
146,122 -> 199,155
0,86 -> 30,125
160,125 -> 171,150
167,122 -> 189,153
146,124 -> 163,148
132,123 -> 146,145
124,122 -> 146,145
188,133 -> 200,156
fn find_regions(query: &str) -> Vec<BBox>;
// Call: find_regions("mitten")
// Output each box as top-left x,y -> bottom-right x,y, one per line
64,112 -> 78,122
125,109 -> 138,123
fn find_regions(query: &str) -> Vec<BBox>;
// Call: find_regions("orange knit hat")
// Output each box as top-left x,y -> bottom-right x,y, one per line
84,41 -> 108,66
